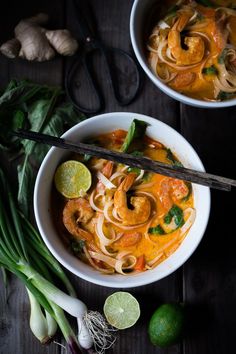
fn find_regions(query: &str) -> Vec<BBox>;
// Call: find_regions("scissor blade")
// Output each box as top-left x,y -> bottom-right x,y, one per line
72,0 -> 95,40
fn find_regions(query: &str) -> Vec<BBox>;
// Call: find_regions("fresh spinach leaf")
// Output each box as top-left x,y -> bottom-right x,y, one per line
121,119 -> 148,152
202,65 -> 218,75
17,156 -> 34,217
182,182 -> 192,202
166,148 -> 183,167
83,154 -> 92,162
131,151 -> 144,157
217,91 -> 235,101
196,0 -> 215,7
71,239 -> 85,255
164,205 -> 184,228
148,225 -> 165,235
127,167 -> 141,175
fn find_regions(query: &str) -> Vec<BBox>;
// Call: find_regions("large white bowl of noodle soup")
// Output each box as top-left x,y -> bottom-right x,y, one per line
34,112 -> 210,288
130,0 -> 236,108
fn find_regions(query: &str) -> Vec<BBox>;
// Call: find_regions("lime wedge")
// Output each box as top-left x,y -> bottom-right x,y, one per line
103,292 -> 140,329
54,160 -> 92,198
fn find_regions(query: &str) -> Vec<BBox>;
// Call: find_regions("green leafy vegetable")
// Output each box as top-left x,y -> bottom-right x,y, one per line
217,91 -> 236,101
71,240 -> 85,255
148,225 -> 165,235
166,148 -> 183,167
196,0 -> 215,7
202,65 -> 218,75
182,182 -> 192,202
164,205 -> 184,228
131,150 -> 144,157
127,167 -> 141,175
0,79 -> 85,217
0,168 -> 100,351
121,119 -> 148,152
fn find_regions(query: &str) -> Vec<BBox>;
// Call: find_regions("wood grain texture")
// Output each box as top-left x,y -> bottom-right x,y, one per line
180,106 -> 236,354
1,0 -> 235,354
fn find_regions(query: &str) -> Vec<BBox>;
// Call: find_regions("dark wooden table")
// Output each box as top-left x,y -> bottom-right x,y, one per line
1,1 -> 236,354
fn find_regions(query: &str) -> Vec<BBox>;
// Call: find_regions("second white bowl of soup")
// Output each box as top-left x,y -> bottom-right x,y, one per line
34,112 -> 210,288
130,0 -> 236,108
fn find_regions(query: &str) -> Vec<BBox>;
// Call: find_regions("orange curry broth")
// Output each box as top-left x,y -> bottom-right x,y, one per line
148,0 -> 236,100
52,129 -> 194,271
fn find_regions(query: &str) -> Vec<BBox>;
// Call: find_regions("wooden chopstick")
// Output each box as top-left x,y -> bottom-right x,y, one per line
13,129 -> 236,191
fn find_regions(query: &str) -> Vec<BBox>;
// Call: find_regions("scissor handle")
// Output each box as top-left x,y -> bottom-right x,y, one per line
65,45 -> 141,114
65,52 -> 104,114
102,47 -> 141,106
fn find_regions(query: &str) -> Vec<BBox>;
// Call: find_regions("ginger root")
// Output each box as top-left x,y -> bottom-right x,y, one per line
0,13 -> 78,62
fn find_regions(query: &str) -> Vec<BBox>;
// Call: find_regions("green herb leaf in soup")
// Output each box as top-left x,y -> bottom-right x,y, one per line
166,148 -> 183,167
164,205 -> 184,229
121,119 -> 148,152
148,225 -> 165,235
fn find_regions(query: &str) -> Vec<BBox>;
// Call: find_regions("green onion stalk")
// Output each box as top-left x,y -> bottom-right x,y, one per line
0,168 -> 91,353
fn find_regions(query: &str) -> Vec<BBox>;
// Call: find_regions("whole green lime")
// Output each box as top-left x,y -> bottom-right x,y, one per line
148,303 -> 185,347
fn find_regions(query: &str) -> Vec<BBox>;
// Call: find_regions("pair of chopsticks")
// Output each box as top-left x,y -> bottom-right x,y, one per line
13,129 -> 236,191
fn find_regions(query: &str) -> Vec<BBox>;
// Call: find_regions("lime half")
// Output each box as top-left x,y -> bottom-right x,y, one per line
54,160 -> 92,198
103,292 -> 140,330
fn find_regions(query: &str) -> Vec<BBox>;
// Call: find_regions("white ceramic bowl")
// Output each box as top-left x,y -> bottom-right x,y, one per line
34,112 -> 210,288
130,0 -> 236,108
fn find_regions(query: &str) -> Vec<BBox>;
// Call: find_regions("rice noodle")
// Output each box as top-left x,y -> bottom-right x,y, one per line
188,31 -> 211,43
216,7 -> 236,16
135,191 -> 157,204
114,255 -> 137,275
180,208 -> 196,235
88,251 -> 136,275
146,253 -> 164,269
99,243 -> 117,257
112,207 -> 123,222
135,169 -> 145,182
96,213 -> 116,246
109,171 -> 125,182
97,171 -> 116,190
88,251 -> 116,268
83,247 -> 114,274
132,182 -> 155,190
89,190 -> 104,212
187,19 -> 211,31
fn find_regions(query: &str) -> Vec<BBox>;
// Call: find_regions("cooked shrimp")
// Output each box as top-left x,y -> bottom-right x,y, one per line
168,12 -> 205,65
114,232 -> 142,247
114,173 -> 151,226
171,72 -> 196,89
63,198 -> 95,241
159,178 -> 189,210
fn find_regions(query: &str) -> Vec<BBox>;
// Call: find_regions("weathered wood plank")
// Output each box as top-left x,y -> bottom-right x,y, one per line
0,0 -> 64,353
180,105 -> 236,354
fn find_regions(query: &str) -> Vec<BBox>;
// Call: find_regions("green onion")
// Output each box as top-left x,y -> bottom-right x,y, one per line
0,167 -> 116,353
27,288 -> 56,344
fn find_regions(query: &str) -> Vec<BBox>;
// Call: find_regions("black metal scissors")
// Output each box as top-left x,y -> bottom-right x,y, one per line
65,0 -> 141,114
